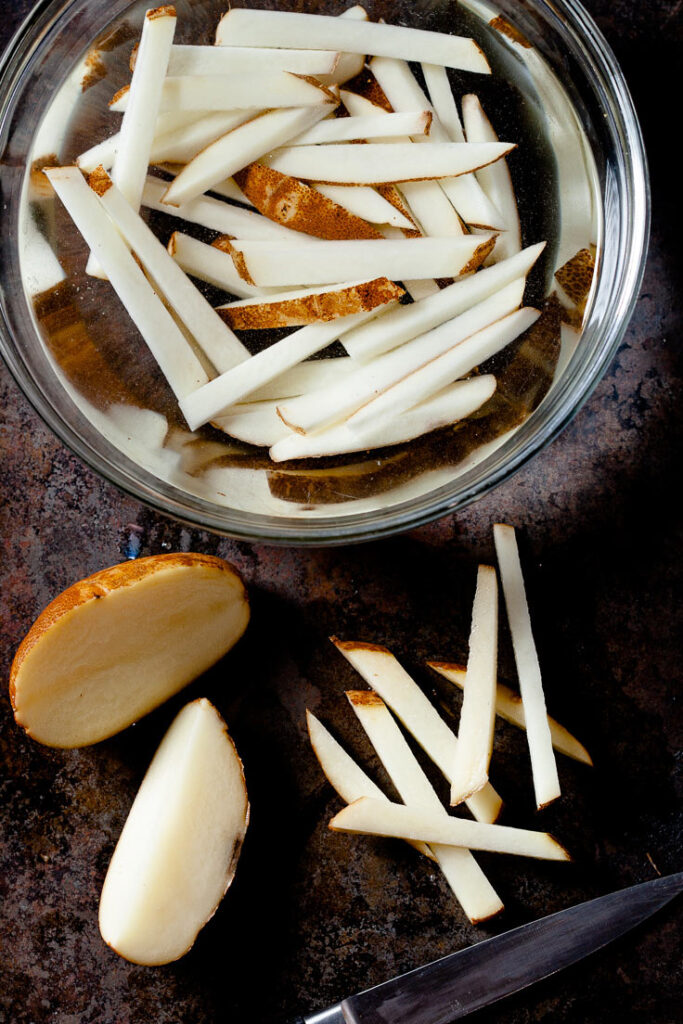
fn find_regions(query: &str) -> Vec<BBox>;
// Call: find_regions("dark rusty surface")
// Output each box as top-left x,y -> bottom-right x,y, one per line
1,1 -> 681,1022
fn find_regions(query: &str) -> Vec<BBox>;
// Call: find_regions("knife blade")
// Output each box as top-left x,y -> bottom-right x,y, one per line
293,872 -> 682,1024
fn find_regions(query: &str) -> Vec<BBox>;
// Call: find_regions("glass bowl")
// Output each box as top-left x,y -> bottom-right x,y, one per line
0,0 -> 649,544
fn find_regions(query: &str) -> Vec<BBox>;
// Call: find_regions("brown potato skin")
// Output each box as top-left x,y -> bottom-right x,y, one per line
9,553 -> 248,715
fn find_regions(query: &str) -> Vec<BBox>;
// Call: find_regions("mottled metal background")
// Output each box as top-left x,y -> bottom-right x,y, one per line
1,1 -> 681,1022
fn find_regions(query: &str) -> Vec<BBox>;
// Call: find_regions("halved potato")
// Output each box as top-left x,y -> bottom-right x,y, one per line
99,698 -> 249,965
10,553 -> 249,748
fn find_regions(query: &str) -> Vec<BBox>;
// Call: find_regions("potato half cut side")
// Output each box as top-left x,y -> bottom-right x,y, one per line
99,698 -> 249,965
10,554 -> 249,748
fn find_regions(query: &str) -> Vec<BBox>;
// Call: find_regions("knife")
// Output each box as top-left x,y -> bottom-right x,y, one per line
289,871 -> 682,1024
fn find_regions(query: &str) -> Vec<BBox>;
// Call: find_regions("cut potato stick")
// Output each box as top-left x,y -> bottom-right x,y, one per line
166,44 -> 340,77
110,72 -> 334,113
462,93 -> 522,261
331,640 -> 503,824
279,279 -> 524,435
150,110 -> 254,166
142,176 -> 308,243
233,164 -> 383,241
246,357 -> 356,402
347,691 -> 503,922
306,710 -> 433,861
217,279 -> 404,330
180,307 -> 395,431
313,184 -> 415,230
450,566 -> 498,807
163,106 -> 335,207
347,304 -> 538,434
370,57 -> 503,229
493,525 -> 561,810
45,167 -> 207,401
77,111 -> 199,174
157,167 -> 253,208
89,168 -> 248,374
428,663 -> 593,766
266,142 -> 514,186
289,112 -> 432,145
316,4 -> 369,87
330,798 -> 570,861
212,400 -> 291,448
343,241 -> 545,362
215,10 -> 491,74
168,232 -> 280,298
422,63 -> 466,143
270,376 -> 496,462
228,236 -> 495,288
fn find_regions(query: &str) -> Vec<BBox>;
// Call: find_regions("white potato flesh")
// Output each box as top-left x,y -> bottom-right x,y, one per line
99,699 -> 249,965
332,640 -> 503,823
315,4 -> 369,87
215,10 -> 491,74
347,692 -> 503,923
168,233 -> 282,299
77,111 -> 199,173
493,524 -> 562,809
10,554 -> 249,748
213,400 -> 291,448
428,663 -> 593,766
342,241 -> 544,363
314,184 -> 414,229
421,63 -> 466,143
167,44 -> 339,77
246,357 -> 356,402
450,566 -> 499,806
150,110 -> 254,166
330,797 -> 570,861
110,73 -> 332,113
289,112 -> 432,145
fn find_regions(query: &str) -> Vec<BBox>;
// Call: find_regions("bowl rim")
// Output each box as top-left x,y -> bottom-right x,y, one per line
0,0 -> 650,546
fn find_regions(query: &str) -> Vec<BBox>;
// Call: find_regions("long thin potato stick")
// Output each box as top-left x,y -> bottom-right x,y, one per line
180,306 -> 395,431
77,111 -> 199,174
331,640 -> 503,823
89,168 -> 248,374
493,524 -> 561,810
246,358 -> 356,402
218,279 -> 404,330
266,142 -> 514,185
166,45 -> 340,77
307,4 -> 369,87
313,184 -> 415,229
163,106 -> 335,207
428,663 -> 593,766
215,10 -> 491,74
110,72 -> 333,113
228,236 -> 494,288
168,233 -> 281,298
422,63 -> 467,143
450,566 -> 498,806
45,167 -> 207,402
289,112 -> 432,145
213,400 -> 292,448
346,305 -> 537,434
279,280 -> 524,435
342,242 -> 544,362
331,798 -> 570,861
306,710 -> 434,860
150,110 -> 253,165
270,376 -> 496,462
347,692 -> 503,923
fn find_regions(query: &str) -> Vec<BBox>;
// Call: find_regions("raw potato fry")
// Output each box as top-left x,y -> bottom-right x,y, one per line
142,176 -> 308,243
422,62 -> 467,143
330,797 -> 570,861
227,236 -> 495,288
233,163 -> 384,241
265,141 -> 514,186
150,110 -> 254,165
215,10 -> 492,74
331,639 -> 503,824
77,111 -> 199,174
306,710 -> 434,861
10,553 -> 249,748
90,168 -> 248,374
270,376 -> 496,462
428,663 -> 593,766
110,72 -> 335,113
370,57 -> 503,230
163,106 -> 335,207
165,44 -> 340,77
45,167 -> 208,402
347,691 -> 504,923
168,232 -> 280,299
288,112 -> 433,145
493,524 -> 561,810
99,698 -> 249,965
313,184 -> 415,230
246,358 -> 356,402
342,242 -> 545,362
279,279 -> 525,435
316,4 -> 369,87
217,279 -> 404,330
212,400 -> 291,448
346,304 -> 538,434
180,307 -> 395,432
462,94 -> 522,261
450,566 -> 499,806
